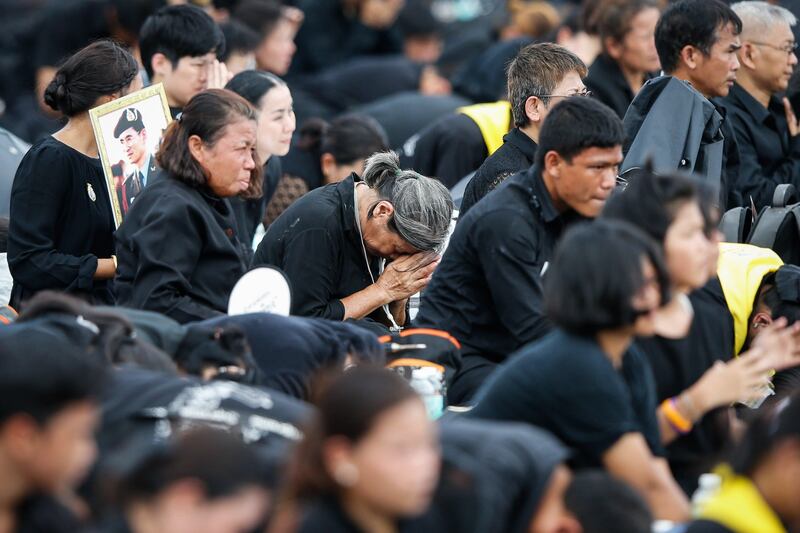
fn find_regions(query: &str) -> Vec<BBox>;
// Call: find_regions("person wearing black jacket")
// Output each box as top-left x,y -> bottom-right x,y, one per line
7,40 -> 141,310
252,151 -> 452,330
584,0 -> 660,119
460,43 -> 587,215
416,97 -> 624,404
115,90 -> 260,324
723,2 -> 800,211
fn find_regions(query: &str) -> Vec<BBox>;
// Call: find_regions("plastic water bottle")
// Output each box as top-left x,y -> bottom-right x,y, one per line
691,473 -> 722,517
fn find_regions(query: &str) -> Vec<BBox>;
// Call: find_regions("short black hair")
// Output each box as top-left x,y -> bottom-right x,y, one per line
602,167 -> 699,245
225,69 -> 285,108
655,0 -> 742,74
297,115 -> 389,165
535,97 -> 624,169
0,325 -> 105,425
139,4 -> 225,78
565,471 -> 653,533
757,267 -> 800,326
544,220 -> 671,337
109,0 -> 166,36
219,19 -> 261,61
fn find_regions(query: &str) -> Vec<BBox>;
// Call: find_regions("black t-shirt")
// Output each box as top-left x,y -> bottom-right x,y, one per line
468,329 -> 664,468
114,176 -> 249,324
416,168 -> 579,362
7,136 -> 115,308
637,278 -> 735,494
684,520 -> 735,533
408,113 -> 488,188
460,127 -> 538,215
298,497 -> 425,533
252,175 -> 383,322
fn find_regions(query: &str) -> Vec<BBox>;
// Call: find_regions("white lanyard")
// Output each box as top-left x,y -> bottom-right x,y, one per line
354,183 -> 402,331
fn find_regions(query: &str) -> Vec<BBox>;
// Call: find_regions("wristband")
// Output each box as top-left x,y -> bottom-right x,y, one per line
661,397 -> 693,434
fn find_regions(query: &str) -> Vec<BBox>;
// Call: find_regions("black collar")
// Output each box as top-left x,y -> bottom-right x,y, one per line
526,165 -> 560,223
504,127 -> 538,160
727,82 -> 774,124
336,173 -> 359,233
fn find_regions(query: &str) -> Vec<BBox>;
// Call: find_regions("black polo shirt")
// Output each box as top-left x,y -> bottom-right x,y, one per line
585,53 -> 647,120
468,329 -> 664,469
252,175 -> 381,321
416,166 -> 580,362
722,82 -> 800,210
459,127 -> 538,216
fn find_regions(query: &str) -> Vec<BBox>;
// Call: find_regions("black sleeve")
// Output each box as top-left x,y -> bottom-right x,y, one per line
729,114 -> 800,209
267,227 -> 346,320
117,203 -> 223,324
7,147 -> 98,293
624,346 -> 665,457
475,211 -> 551,344
684,520 -> 736,533
722,119 -> 742,210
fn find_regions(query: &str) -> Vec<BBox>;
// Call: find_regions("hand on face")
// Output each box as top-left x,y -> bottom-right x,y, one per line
376,251 -> 440,302
205,59 -> 232,91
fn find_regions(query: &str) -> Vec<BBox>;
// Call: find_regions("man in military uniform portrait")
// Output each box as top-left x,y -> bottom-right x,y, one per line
113,107 -> 157,214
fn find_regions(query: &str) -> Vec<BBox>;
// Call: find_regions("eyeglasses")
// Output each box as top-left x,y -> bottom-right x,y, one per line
530,89 -> 593,99
750,41 -> 798,56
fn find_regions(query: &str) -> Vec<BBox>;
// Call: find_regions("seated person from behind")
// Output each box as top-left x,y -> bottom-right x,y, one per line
252,151 -> 453,331
460,42 -> 587,215
415,97 -> 624,404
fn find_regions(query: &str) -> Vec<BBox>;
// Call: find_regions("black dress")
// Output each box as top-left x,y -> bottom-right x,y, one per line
7,136 -> 115,309
114,176 -> 248,324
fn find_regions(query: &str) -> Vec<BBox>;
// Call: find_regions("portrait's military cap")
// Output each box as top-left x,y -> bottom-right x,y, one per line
114,107 -> 145,138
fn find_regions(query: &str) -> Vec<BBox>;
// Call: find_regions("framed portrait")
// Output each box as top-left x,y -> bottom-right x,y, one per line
89,83 -> 172,228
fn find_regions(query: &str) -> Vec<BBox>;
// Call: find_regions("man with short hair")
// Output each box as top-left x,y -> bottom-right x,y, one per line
0,325 -> 105,530
416,97 -> 624,404
139,4 -> 227,117
114,107 -> 157,213
723,1 -> 800,210
460,43 -> 588,215
622,0 -> 743,209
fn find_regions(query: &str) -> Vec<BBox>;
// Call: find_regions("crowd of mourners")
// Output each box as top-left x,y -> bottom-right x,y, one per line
2,0 -> 800,532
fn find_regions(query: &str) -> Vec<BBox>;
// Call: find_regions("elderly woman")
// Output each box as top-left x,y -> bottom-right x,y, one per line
252,151 -> 452,328
114,89 -> 260,324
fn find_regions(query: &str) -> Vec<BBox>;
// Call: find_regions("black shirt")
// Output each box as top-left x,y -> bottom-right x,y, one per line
684,521 -> 735,533
7,136 -> 115,308
416,167 -> 579,362
468,329 -> 664,468
722,82 -> 800,210
297,498 -> 423,533
114,176 -> 248,324
636,278 -> 735,495
252,175 -> 381,321
459,127 -> 538,215
408,113 -> 489,189
585,53 -> 651,120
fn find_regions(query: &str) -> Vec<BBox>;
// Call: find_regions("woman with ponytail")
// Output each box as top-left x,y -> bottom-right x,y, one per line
252,150 -> 453,330
7,40 -> 141,310
114,89 -> 261,324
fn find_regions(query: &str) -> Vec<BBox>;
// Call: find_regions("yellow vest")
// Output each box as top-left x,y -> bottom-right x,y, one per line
699,468 -> 787,533
716,243 -> 783,356
458,101 -> 513,156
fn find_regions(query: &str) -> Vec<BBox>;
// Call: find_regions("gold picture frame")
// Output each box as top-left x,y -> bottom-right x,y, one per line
89,83 -> 172,228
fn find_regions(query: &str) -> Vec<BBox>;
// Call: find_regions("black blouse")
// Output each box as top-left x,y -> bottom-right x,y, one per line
7,136 -> 115,309
252,175 -> 381,322
114,176 -> 248,324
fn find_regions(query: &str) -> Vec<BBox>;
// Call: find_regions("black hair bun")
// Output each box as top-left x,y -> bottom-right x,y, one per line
43,73 -> 72,115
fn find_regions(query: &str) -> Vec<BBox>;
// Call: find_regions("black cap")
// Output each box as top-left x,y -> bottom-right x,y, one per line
114,107 -> 146,138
